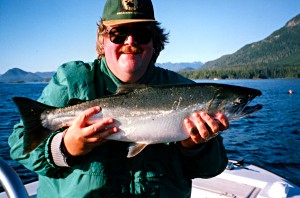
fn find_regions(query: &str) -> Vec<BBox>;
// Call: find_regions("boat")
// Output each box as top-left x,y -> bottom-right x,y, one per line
1,157 -> 300,198
192,160 -> 300,198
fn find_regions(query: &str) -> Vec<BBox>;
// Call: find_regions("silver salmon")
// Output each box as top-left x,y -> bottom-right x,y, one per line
13,83 -> 262,157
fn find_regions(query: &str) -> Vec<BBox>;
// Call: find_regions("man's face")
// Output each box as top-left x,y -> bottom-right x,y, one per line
103,24 -> 154,83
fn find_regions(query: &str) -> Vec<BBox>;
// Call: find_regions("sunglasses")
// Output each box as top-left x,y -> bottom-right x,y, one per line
107,26 -> 152,44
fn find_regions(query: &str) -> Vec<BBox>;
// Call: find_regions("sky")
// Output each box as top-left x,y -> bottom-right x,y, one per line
0,0 -> 299,74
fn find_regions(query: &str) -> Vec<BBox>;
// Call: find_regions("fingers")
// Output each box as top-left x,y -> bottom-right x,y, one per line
182,111 -> 229,148
83,117 -> 114,136
63,106 -> 118,156
75,106 -> 101,127
215,112 -> 230,131
73,106 -> 118,139
192,112 -> 213,139
183,118 -> 205,144
84,118 -> 118,143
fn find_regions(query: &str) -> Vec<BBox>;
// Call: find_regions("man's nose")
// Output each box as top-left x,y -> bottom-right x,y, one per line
124,34 -> 137,45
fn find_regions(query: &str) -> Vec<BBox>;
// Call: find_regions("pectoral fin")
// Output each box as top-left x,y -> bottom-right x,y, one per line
127,143 -> 148,158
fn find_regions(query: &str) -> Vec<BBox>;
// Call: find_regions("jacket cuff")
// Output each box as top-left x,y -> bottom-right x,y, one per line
178,140 -> 212,157
50,132 -> 70,167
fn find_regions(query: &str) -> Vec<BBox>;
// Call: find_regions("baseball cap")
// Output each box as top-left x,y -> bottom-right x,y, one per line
102,0 -> 157,26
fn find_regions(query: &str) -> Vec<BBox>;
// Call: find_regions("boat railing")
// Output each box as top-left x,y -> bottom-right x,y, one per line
0,157 -> 29,198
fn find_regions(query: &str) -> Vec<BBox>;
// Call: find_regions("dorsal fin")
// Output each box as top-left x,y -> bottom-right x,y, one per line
68,98 -> 87,106
116,84 -> 148,95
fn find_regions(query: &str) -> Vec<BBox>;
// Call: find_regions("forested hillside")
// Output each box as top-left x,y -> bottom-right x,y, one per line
180,14 -> 300,79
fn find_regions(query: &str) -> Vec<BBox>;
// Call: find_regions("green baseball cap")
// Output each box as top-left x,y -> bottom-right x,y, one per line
102,0 -> 157,26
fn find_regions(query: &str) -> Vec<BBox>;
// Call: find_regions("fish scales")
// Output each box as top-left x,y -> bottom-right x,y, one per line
12,83 -> 262,157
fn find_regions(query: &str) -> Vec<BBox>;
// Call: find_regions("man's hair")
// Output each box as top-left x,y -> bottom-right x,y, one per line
96,19 -> 169,62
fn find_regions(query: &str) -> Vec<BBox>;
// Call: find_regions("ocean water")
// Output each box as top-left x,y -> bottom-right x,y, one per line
196,79 -> 300,186
0,79 -> 299,192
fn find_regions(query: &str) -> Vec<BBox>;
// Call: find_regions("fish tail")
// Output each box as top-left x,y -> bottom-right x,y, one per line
12,97 -> 55,154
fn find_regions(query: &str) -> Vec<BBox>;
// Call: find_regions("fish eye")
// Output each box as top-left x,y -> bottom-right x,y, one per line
233,98 -> 246,105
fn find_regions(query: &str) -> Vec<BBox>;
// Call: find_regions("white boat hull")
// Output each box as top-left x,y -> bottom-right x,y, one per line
1,160 -> 300,198
192,160 -> 300,198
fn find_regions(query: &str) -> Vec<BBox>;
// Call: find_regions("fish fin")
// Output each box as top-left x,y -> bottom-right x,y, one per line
116,84 -> 148,95
12,97 -> 55,154
68,98 -> 87,106
127,143 -> 148,158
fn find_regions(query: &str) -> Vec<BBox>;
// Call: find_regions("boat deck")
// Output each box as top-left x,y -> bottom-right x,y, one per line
191,160 -> 300,198
1,160 -> 300,197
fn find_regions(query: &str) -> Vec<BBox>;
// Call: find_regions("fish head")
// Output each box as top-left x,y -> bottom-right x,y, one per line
206,84 -> 262,121
223,93 -> 262,120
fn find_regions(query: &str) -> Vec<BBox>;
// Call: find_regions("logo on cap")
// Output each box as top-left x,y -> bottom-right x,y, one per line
102,0 -> 157,26
122,0 -> 138,11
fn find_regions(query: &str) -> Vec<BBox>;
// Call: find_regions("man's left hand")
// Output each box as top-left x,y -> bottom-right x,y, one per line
181,111 -> 229,149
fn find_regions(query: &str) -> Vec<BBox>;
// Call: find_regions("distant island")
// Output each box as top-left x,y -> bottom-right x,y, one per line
0,68 -> 55,83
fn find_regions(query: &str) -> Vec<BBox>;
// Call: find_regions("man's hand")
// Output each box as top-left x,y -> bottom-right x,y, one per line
63,106 -> 118,156
181,111 -> 229,149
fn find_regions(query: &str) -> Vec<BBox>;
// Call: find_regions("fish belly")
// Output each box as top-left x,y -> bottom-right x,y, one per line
104,109 -> 190,144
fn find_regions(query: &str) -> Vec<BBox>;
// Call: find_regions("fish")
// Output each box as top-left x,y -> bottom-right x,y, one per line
12,83 -> 262,157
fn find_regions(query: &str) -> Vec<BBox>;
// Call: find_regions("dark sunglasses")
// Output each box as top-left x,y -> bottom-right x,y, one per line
107,26 -> 152,44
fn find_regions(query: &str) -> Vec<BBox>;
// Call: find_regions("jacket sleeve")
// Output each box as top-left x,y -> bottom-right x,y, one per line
178,135 -> 228,179
8,70 -> 70,177
8,61 -> 98,177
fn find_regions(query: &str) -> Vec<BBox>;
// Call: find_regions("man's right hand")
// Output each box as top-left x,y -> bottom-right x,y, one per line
63,106 -> 118,156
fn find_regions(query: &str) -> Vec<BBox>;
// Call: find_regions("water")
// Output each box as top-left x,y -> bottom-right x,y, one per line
0,79 -> 299,191
0,83 -> 46,191
196,78 -> 300,186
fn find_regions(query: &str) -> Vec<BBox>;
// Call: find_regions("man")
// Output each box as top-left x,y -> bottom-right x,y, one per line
9,0 -> 229,197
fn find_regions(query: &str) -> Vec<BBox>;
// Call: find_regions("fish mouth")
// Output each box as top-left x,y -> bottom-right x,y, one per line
240,104 -> 263,118
225,104 -> 263,121
227,104 -> 262,121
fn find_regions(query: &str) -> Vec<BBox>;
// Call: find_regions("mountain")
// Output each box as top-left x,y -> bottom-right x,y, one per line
203,14 -> 300,69
156,61 -> 203,71
0,68 -> 52,83
34,72 -> 55,79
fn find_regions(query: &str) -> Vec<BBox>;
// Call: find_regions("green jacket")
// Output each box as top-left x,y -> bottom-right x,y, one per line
9,58 -> 228,197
